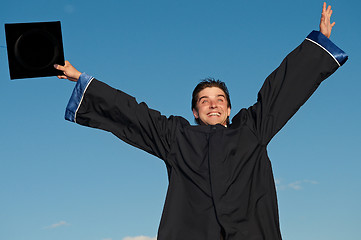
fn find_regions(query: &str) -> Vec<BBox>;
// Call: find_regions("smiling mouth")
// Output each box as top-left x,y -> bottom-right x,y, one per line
208,112 -> 220,117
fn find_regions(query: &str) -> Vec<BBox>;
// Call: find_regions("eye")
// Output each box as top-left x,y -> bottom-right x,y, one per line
217,98 -> 224,102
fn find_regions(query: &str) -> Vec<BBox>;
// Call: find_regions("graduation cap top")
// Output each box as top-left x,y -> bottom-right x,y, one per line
5,21 -> 65,80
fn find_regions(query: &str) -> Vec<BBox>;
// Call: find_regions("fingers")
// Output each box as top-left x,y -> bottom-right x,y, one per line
323,3 -> 332,17
54,63 -> 65,71
54,60 -> 72,71
321,3 -> 333,24
327,6 -> 332,17
54,60 -> 71,78
322,2 -> 332,15
54,63 -> 67,80
57,75 -> 68,79
319,2 -> 335,38
54,60 -> 81,82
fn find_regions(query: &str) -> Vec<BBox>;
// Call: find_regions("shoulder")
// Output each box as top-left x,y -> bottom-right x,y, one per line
229,108 -> 252,128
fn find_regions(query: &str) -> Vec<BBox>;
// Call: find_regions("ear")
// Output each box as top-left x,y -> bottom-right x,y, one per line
192,108 -> 199,119
227,107 -> 231,117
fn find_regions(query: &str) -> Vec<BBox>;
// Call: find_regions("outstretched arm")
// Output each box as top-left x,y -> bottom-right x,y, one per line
319,2 -> 335,38
54,61 -> 81,82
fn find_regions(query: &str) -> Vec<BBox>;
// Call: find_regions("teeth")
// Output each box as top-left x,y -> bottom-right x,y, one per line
208,113 -> 220,116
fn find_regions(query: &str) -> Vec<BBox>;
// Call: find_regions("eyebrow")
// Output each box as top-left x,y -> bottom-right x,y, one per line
198,94 -> 226,102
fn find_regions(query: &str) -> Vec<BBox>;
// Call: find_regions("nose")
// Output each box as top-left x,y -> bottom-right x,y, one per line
209,99 -> 217,108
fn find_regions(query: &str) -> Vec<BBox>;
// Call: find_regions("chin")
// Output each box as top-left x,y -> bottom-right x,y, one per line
206,121 -> 223,126
198,117 -> 226,126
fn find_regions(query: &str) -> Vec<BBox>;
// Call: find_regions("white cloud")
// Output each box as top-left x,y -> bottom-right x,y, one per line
287,180 -> 303,190
64,4 -> 75,13
44,220 -> 69,229
276,179 -> 318,190
123,236 -> 157,240
303,179 -> 319,185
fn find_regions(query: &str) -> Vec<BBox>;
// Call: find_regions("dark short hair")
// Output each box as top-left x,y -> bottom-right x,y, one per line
191,78 -> 231,125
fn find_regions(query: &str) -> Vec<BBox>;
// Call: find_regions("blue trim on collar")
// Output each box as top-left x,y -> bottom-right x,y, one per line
65,73 -> 93,122
306,31 -> 348,66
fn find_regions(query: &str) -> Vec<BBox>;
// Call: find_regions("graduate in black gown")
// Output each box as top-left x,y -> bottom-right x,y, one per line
55,3 -> 348,239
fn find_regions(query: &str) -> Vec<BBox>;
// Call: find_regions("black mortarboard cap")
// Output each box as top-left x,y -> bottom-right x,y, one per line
5,21 -> 65,80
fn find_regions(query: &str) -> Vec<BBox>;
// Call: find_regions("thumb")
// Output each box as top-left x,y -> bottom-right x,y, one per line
54,64 -> 65,71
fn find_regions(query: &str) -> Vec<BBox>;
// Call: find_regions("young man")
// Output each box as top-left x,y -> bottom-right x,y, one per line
55,3 -> 347,239
191,79 -> 231,126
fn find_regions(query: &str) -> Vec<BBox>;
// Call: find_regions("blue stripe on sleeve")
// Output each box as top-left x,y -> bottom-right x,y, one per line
65,73 -> 94,122
306,30 -> 348,66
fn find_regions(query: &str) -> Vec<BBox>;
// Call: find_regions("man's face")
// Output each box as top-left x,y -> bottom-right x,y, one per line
193,87 -> 231,126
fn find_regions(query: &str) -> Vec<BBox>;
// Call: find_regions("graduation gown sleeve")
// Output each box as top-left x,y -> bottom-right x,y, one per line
234,31 -> 348,144
64,73 -> 181,161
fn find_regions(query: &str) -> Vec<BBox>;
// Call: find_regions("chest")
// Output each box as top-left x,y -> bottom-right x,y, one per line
168,125 -> 261,172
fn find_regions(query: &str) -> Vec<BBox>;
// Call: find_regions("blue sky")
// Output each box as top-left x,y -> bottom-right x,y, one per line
1,0 -> 360,240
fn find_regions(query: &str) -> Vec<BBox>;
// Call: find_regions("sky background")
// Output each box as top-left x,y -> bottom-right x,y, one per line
0,0 -> 360,240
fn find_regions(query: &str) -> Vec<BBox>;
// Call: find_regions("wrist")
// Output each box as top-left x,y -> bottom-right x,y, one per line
75,71 -> 82,80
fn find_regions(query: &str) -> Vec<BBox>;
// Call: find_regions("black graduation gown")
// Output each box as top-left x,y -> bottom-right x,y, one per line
65,31 -> 348,240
